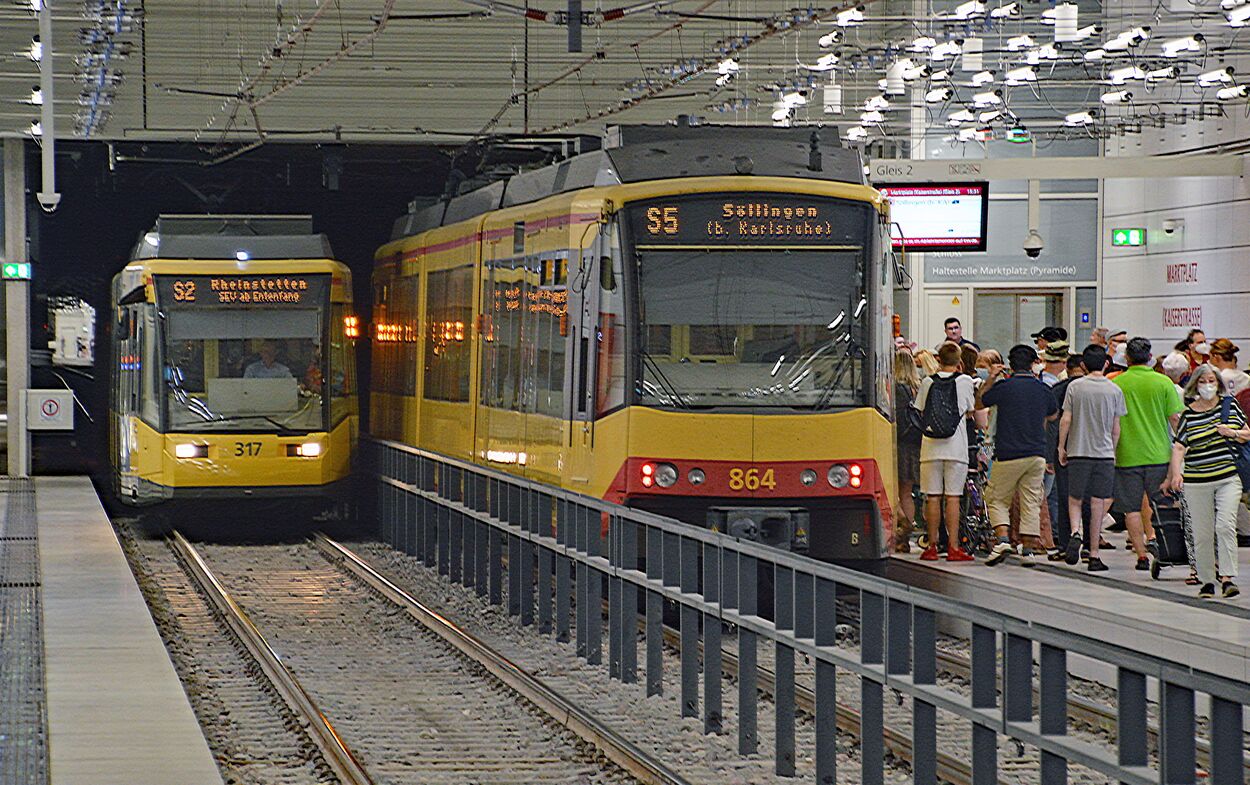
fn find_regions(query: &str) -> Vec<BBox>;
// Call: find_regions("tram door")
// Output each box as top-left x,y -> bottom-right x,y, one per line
564,231 -> 602,488
974,292 -> 1064,354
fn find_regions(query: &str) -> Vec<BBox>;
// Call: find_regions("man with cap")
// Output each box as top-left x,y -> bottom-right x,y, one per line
1038,340 -> 1071,387
1032,326 -> 1067,353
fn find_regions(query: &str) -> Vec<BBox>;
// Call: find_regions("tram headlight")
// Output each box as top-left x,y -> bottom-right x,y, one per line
800,469 -> 818,486
654,462 -> 679,488
827,464 -> 850,488
174,443 -> 207,459
286,442 -> 322,457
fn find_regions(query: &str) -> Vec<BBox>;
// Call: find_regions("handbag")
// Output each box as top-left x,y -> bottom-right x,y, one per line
1218,396 -> 1250,486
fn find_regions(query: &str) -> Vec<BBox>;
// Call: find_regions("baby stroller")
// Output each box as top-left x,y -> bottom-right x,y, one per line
1149,494 -> 1192,580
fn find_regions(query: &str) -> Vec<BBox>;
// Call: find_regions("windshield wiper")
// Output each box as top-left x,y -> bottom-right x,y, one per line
206,414 -> 303,436
640,351 -> 690,409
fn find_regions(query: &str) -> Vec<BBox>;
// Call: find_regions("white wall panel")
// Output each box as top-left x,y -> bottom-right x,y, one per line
1101,292 -> 1250,351
1102,247 -> 1250,300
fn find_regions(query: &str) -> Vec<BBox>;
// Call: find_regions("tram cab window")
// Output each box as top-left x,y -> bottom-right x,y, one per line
163,308 -> 326,432
635,247 -> 867,410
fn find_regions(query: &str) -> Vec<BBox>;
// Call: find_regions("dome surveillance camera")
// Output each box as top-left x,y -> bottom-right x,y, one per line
1023,229 -> 1044,258
1162,218 -> 1183,235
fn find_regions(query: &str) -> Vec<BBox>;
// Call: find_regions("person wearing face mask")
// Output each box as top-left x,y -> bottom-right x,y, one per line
1164,365 -> 1250,598
1174,329 -> 1209,384
1038,341 -> 1070,387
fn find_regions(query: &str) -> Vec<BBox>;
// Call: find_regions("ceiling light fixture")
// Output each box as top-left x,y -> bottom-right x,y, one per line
28,85 -> 42,105
925,86 -> 953,103
971,69 -> 996,86
1198,66 -> 1235,86
1100,89 -> 1132,104
1005,66 -> 1036,85
990,2 -> 1019,17
1227,4 -> 1250,25
949,0 -> 986,19
846,125 -> 868,141
818,30 -> 844,47
860,110 -> 885,125
1007,34 -> 1034,51
1147,66 -> 1179,82
929,40 -> 962,62
947,108 -> 977,125
1064,110 -> 1095,126
909,36 -> 937,52
1217,84 -> 1248,99
1161,35 -> 1203,57
835,6 -> 864,27
864,95 -> 891,111
1107,66 -> 1146,84
27,35 -> 42,62
973,90 -> 1003,107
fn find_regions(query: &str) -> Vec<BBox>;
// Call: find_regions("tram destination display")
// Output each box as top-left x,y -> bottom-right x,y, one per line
878,182 -> 989,252
155,274 -> 329,307
629,194 -> 864,246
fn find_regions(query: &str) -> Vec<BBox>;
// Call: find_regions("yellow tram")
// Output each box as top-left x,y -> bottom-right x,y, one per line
372,125 -> 896,562
110,215 -> 358,515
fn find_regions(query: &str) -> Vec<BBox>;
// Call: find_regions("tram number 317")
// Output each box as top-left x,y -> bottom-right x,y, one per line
728,467 -> 776,491
233,442 -> 262,457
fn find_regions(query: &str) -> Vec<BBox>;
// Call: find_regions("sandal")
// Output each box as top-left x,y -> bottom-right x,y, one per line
1186,571 -> 1200,585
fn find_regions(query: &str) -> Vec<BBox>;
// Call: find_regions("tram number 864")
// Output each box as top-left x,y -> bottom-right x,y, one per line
728,467 -> 776,491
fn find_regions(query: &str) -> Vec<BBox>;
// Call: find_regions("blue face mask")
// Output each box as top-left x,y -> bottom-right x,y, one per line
976,368 -> 989,380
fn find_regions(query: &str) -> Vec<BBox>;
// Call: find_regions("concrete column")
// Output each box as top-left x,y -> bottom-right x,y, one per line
3,139 -> 29,477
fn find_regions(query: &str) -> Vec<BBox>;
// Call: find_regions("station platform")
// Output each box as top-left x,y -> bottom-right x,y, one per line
892,530 -> 1250,683
0,476 -> 221,785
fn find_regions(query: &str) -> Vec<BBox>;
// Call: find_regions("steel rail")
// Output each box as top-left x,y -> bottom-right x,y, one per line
169,532 -> 375,785
311,533 -> 695,785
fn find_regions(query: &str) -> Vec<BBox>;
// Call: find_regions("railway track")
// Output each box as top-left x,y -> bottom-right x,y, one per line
171,532 -> 690,785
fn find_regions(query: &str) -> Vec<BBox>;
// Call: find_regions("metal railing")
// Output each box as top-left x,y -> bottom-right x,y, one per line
367,438 -> 1249,785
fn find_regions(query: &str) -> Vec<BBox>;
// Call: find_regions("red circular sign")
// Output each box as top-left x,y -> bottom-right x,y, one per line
41,399 -> 59,418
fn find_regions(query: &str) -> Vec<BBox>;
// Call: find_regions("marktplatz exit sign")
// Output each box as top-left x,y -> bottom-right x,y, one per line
1112,228 -> 1146,247
2,262 -> 31,280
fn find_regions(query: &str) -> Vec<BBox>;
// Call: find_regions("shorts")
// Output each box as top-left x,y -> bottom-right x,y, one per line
920,459 -> 968,497
1113,463 -> 1169,514
1067,457 -> 1115,500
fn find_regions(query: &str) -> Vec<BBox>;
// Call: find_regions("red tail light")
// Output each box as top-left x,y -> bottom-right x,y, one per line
849,463 -> 863,488
641,462 -> 655,488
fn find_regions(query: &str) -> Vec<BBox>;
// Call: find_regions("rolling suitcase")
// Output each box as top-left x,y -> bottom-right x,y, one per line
1150,496 -> 1191,579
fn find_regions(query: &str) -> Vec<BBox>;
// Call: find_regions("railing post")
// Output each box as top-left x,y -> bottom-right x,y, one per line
701,540 -> 721,733
518,493 -> 535,628
609,513 -> 623,679
1004,632 -> 1032,723
619,518 -> 638,685
487,522 -> 503,607
1038,643 -> 1067,785
1160,680 -> 1196,785
737,553 -> 759,756
461,508 -> 476,589
585,507 -> 602,666
912,605 -> 937,785
1116,667 -> 1147,771
508,532 -> 522,617
679,536 -> 699,718
970,623 -> 997,785
437,504 -> 451,576
555,499 -> 571,643
859,589 -> 885,785
449,509 -> 463,584
645,526 -> 664,696
1209,696 -> 1244,785
575,504 -> 589,659
814,576 -> 837,785
886,596 -> 910,676
773,564 -> 795,778
474,518 -> 488,598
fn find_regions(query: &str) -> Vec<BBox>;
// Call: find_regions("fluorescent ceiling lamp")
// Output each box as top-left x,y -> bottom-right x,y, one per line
1100,89 -> 1132,104
947,108 -> 976,125
1064,111 -> 1094,126
1198,67 -> 1235,86
957,127 -> 978,141
1005,67 -> 1036,85
845,125 -> 868,141
1228,4 -> 1250,25
972,90 -> 1002,106
1161,35 -> 1203,56
28,86 -> 42,105
811,53 -> 839,71
835,6 -> 864,26
971,70 -> 995,86
925,86 -> 953,102
1084,48 -> 1106,61
1217,84 -> 1248,99
1146,66 -> 1179,82
1072,24 -> 1101,41
818,30 -> 843,47
948,0 -> 985,19
28,119 -> 41,136
908,36 -> 937,52
1007,34 -> 1034,51
860,110 -> 885,125
978,109 -> 1002,123
1107,66 -> 1146,84
929,40 -> 962,61
717,58 -> 739,75
930,69 -> 951,82
990,2 -> 1019,17
27,36 -> 41,62
864,95 -> 891,111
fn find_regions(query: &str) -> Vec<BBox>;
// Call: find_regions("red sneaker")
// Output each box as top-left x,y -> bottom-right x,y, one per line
946,547 -> 975,562
919,545 -> 940,561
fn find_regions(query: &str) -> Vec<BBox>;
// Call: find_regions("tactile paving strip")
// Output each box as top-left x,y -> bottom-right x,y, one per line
0,482 -> 47,785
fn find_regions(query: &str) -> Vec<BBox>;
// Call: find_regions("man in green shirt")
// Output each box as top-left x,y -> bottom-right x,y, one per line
1113,337 -> 1184,567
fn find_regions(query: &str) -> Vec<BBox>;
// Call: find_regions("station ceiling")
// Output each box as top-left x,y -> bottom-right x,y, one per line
0,1 -> 1247,153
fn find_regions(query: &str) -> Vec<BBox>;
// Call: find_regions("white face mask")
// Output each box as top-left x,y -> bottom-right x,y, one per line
1198,383 -> 1219,400
1194,342 -> 1212,355
1031,362 -> 1044,375
1112,349 -> 1127,366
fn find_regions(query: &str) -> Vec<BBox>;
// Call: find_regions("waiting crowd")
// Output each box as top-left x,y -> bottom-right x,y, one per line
894,320 -> 1250,600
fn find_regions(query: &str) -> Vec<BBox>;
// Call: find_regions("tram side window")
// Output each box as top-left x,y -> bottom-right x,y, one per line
395,275 -> 419,397
481,258 -> 522,411
140,307 -> 160,426
533,257 -> 567,418
425,266 -> 472,402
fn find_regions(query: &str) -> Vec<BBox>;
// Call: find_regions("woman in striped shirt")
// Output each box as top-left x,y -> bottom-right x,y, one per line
1164,365 -> 1250,598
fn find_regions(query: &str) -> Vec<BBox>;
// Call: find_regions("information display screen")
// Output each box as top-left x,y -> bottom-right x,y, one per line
155,274 -> 329,307
628,193 -> 868,247
879,182 -> 989,252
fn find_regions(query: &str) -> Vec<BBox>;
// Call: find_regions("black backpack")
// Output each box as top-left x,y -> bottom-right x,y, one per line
920,374 -> 963,440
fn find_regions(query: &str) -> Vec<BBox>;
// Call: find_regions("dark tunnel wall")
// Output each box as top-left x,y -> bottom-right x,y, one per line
25,140 -> 451,478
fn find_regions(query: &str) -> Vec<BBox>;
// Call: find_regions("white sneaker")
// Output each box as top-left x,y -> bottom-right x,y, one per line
986,541 -> 1013,566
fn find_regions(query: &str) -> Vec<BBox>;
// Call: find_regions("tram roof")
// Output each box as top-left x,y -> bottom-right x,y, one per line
392,123 -> 866,241
131,214 -> 336,261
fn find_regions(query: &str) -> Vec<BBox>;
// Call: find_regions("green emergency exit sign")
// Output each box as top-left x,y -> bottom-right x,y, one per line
2,263 -> 31,280
1112,228 -> 1146,247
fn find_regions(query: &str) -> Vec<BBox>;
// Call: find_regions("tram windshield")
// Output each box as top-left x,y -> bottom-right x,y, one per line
162,308 -> 327,433
635,246 -> 868,410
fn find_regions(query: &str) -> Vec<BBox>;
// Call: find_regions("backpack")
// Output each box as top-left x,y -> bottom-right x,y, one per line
1219,396 -> 1250,487
920,374 -> 963,440
896,383 -> 924,445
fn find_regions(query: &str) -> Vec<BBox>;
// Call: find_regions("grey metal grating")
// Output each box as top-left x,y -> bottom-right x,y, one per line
0,484 -> 47,785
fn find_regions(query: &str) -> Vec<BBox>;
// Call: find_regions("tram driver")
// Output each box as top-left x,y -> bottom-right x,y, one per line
244,341 -> 294,379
